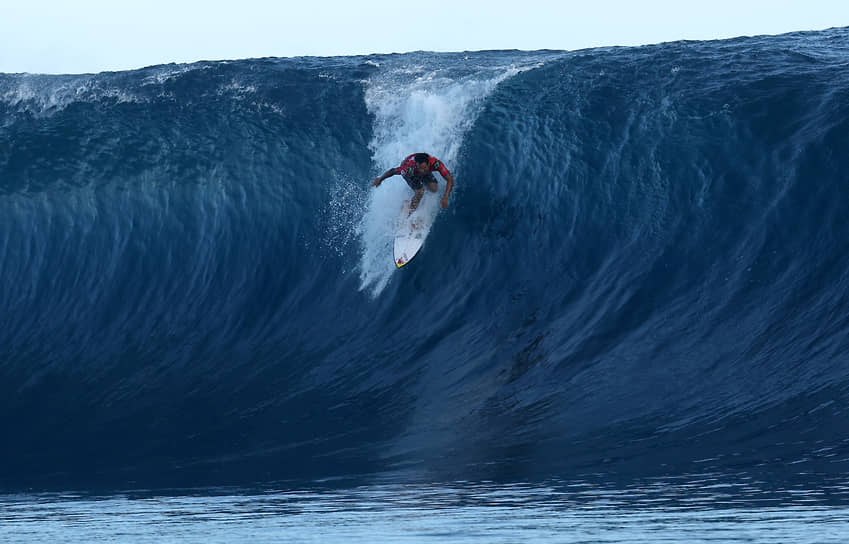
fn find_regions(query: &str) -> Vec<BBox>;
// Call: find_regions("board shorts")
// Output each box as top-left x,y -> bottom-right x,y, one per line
403,172 -> 438,191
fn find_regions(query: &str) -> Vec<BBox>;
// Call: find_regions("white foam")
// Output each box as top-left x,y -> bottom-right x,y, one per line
357,62 -> 523,297
140,63 -> 205,86
1,75 -> 143,115
217,80 -> 258,97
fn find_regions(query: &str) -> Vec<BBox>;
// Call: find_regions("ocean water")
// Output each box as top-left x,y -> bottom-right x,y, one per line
3,478 -> 849,543
2,26 -> 849,541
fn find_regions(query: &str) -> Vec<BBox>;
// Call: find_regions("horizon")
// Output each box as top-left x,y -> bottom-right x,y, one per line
2,1 -> 849,75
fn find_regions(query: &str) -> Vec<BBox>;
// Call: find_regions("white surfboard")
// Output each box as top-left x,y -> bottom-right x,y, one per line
393,200 -> 435,268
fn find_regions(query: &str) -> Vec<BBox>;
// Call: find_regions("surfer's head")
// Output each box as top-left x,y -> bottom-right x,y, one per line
414,153 -> 430,175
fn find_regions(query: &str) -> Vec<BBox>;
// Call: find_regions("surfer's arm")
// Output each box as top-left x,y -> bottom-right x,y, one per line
440,172 -> 455,209
372,168 -> 399,187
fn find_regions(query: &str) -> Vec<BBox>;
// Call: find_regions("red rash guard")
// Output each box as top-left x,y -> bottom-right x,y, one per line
398,154 -> 451,179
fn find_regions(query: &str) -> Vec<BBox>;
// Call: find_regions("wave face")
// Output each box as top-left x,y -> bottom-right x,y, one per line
2,28 -> 849,490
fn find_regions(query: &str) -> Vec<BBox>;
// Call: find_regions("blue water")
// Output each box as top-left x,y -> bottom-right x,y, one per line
2,27 -> 849,540
3,479 -> 849,543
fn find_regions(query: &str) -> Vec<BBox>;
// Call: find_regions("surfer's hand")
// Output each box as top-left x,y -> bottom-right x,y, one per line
372,178 -> 382,187
441,196 -> 450,209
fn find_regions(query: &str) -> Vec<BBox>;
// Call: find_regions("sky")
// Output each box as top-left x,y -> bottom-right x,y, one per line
2,1 -> 848,74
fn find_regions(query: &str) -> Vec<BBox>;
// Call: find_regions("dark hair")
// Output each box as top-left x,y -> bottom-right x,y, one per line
414,153 -> 430,164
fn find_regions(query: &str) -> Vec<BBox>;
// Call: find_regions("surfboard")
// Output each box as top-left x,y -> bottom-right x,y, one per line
393,200 -> 435,268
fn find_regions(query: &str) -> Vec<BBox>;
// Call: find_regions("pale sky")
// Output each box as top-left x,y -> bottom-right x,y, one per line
2,1 -> 848,74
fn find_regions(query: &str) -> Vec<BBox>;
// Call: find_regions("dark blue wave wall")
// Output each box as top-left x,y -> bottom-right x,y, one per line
1,28 -> 849,490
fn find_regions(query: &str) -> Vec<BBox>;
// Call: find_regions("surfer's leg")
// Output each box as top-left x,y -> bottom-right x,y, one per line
410,188 -> 425,212
425,173 -> 438,193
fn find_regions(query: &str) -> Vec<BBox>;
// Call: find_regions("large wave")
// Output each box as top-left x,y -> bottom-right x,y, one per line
1,28 -> 848,490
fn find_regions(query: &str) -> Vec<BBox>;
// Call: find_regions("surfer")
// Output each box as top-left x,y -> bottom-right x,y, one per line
372,153 -> 455,212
